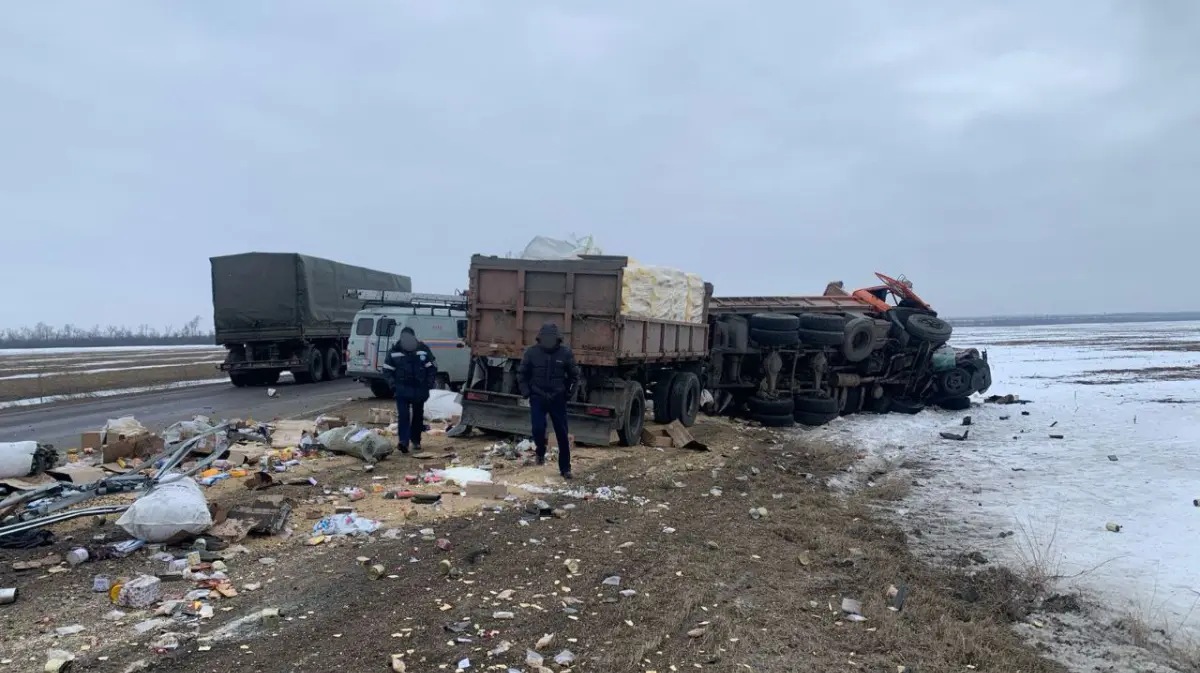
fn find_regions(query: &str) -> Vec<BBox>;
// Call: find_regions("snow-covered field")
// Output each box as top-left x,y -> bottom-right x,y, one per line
815,321 -> 1200,646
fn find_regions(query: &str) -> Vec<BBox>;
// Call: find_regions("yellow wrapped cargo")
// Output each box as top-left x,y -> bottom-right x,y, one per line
620,260 -> 706,324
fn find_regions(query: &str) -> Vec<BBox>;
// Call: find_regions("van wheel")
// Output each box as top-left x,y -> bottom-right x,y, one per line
370,380 -> 393,399
653,373 -> 678,424
617,381 -> 646,447
435,374 -> 451,391
324,348 -> 342,381
668,372 -> 701,427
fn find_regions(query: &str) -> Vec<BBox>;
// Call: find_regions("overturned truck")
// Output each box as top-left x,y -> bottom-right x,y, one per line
458,255 -> 990,445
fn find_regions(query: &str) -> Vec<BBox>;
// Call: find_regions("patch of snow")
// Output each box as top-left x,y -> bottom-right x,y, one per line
0,359 -> 224,381
0,377 -> 227,410
0,344 -> 221,356
808,321 -> 1200,641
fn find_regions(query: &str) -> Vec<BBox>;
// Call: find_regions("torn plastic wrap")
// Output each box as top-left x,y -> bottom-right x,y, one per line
518,235 -> 602,260
115,476 -> 212,543
316,425 -> 393,462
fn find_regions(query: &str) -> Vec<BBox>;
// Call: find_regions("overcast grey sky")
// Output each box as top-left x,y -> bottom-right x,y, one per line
1,1 -> 1196,327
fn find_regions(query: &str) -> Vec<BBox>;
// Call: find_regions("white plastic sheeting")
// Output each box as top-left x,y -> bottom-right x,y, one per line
425,389 -> 462,421
519,235 -> 602,260
0,441 -> 37,479
621,261 -> 706,324
116,476 -> 212,542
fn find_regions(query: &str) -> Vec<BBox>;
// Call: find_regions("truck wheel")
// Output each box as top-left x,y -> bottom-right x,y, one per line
668,372 -> 701,426
797,328 -> 844,346
652,373 -> 678,424
890,397 -> 925,414
297,349 -> 323,384
793,392 -> 839,415
749,313 -> 800,331
747,395 -> 794,416
937,396 -> 972,411
865,394 -> 892,414
841,318 -> 875,363
261,370 -> 281,385
324,348 -> 342,381
799,313 -> 845,332
938,368 -> 973,398
750,327 -> 800,347
617,382 -> 646,447
370,379 -> 394,399
905,314 -> 953,344
753,412 -> 794,428
229,372 -> 251,387
794,410 -> 838,426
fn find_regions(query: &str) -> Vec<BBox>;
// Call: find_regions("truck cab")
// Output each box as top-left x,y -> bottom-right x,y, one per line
344,292 -> 470,399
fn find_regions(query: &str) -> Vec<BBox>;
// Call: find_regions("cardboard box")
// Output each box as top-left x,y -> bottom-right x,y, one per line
46,464 -> 109,484
464,482 -> 509,500
368,408 -> 396,425
102,434 -> 164,462
80,431 -> 103,451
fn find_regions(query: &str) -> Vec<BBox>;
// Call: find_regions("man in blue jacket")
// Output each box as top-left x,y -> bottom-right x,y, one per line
518,323 -> 580,479
382,326 -> 437,454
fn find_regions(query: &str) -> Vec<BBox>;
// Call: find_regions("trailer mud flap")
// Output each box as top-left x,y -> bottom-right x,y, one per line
460,391 -> 616,446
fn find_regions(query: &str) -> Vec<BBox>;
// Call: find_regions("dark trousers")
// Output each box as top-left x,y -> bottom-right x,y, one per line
530,395 -> 571,474
396,396 -> 425,449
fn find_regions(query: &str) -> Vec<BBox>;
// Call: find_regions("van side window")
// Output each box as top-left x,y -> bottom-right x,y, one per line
377,319 -> 397,337
457,320 -> 467,338
355,318 -> 374,336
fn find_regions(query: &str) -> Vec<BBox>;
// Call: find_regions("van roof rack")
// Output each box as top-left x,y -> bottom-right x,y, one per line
346,289 -> 468,310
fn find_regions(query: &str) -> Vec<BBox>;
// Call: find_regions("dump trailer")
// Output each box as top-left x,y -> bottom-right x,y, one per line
459,254 -> 712,446
211,253 -> 411,387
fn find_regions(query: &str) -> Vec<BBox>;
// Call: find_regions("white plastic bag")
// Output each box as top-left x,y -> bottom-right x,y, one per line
312,512 -> 380,537
425,390 -> 463,421
0,441 -> 37,479
161,416 -> 213,443
103,416 -> 147,440
316,425 -> 393,462
116,476 -> 212,542
519,235 -> 602,260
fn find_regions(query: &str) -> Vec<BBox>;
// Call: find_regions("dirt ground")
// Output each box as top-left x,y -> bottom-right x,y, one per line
0,349 -> 225,403
0,400 -> 1072,673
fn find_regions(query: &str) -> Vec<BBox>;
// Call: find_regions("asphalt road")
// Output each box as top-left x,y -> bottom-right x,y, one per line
0,378 -> 366,448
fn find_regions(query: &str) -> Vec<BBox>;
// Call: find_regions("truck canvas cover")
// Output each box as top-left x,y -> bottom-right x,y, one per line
211,253 -> 411,339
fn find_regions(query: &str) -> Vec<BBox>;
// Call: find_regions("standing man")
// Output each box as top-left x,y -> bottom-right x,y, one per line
518,323 -> 580,479
382,326 -> 437,454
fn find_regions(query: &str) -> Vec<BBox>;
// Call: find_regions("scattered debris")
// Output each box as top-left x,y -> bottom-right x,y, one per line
1106,522 -> 1122,533
939,430 -> 969,441
1049,434 -> 1065,440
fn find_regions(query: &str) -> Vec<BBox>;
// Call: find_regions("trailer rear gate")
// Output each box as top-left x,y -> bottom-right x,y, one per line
467,254 -> 708,365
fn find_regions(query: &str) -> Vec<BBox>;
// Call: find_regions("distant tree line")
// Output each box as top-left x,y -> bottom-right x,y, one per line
0,316 -> 215,349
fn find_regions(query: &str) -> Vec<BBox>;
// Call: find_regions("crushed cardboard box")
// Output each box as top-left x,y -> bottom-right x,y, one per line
643,421 -> 708,451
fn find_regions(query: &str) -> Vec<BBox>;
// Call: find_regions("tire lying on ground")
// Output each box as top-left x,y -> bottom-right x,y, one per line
747,395 -> 794,416
905,314 -> 953,344
750,327 -> 800,347
937,396 -> 972,411
841,318 -> 875,363
938,367 -> 974,399
753,412 -> 795,428
889,397 -> 926,414
749,313 -> 801,331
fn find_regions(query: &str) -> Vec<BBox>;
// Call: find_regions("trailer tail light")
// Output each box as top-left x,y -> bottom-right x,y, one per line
585,406 -> 614,418
465,391 -> 489,402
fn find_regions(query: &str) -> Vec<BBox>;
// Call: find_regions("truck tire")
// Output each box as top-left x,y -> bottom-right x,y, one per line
750,327 -> 800,347
261,370 -> 281,385
865,394 -> 891,414
370,380 -> 393,399
295,349 -> 324,384
229,372 -> 251,388
799,313 -> 845,332
938,368 -> 973,399
841,318 -> 875,363
753,412 -> 794,428
617,381 -> 646,447
749,313 -> 800,331
324,348 -> 342,381
652,374 -> 677,423
938,396 -> 971,411
794,410 -> 838,426
793,392 -> 839,415
747,395 -> 794,416
797,328 -> 844,347
889,397 -> 925,415
905,314 -> 953,344
668,372 -> 701,427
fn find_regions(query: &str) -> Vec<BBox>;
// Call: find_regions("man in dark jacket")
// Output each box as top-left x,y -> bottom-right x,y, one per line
382,326 -> 437,454
518,323 -> 580,478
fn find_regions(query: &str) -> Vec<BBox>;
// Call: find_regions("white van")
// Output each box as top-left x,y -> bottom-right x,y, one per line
345,292 -> 470,399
